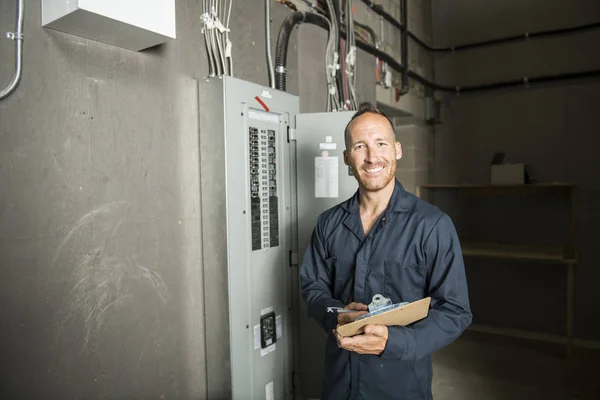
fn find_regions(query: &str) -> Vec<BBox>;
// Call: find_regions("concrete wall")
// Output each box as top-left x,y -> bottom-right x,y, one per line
0,0 -> 374,398
432,0 -> 600,341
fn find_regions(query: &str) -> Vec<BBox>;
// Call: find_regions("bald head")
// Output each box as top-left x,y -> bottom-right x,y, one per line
344,102 -> 395,150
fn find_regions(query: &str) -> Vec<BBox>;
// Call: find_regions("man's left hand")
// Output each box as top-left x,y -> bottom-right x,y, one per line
333,324 -> 388,355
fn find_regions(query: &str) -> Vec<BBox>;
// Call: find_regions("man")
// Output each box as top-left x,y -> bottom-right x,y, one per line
299,102 -> 472,400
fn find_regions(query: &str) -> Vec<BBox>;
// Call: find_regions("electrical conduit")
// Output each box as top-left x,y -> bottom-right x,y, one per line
0,0 -> 24,101
275,12 -> 330,91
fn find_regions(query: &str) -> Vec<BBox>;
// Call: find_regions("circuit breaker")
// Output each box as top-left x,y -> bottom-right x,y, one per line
198,76 -> 298,400
249,127 -> 279,250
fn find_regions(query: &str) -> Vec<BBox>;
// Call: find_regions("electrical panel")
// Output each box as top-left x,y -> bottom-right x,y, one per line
198,76 -> 298,400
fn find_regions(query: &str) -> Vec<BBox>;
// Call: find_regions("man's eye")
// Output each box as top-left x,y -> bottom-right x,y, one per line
355,144 -> 365,150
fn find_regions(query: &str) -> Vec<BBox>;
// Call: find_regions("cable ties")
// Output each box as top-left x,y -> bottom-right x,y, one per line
214,18 -> 230,33
346,46 -> 357,67
200,13 -> 214,31
225,39 -> 232,57
5,32 -> 24,41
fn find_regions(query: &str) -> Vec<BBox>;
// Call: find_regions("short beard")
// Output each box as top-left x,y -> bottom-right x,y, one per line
358,159 -> 397,192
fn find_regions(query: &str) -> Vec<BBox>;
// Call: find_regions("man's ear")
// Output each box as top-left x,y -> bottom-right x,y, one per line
395,142 -> 402,160
343,150 -> 349,166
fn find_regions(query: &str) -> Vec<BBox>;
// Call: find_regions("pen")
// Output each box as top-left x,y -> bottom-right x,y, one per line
326,307 -> 360,314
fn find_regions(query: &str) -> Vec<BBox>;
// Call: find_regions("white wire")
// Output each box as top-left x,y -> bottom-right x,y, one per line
202,0 -> 233,76
326,0 -> 341,112
226,0 -> 233,75
202,1 -> 216,75
345,0 -> 358,110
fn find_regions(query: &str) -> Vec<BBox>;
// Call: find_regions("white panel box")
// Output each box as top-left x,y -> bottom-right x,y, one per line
42,0 -> 176,51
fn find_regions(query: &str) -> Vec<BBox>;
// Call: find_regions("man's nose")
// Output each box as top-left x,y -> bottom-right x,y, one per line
364,146 -> 375,162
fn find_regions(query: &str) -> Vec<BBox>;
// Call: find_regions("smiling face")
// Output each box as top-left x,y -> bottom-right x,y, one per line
343,112 -> 402,192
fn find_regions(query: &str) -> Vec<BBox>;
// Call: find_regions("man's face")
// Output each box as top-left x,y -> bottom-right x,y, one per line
343,113 -> 402,192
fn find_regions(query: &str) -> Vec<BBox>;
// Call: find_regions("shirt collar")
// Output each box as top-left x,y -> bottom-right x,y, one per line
341,178 -> 413,214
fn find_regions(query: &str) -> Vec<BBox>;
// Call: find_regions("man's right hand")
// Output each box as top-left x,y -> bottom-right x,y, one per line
337,302 -> 368,326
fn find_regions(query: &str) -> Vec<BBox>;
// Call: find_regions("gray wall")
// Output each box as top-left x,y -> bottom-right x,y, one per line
432,0 -> 600,341
0,0 -> 373,398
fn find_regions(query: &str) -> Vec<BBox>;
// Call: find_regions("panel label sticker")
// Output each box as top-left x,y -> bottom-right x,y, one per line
261,306 -> 274,316
315,156 -> 339,198
276,315 -> 282,339
248,110 -> 279,123
254,324 -> 260,350
261,343 -> 276,357
319,142 -> 337,150
266,381 -> 274,400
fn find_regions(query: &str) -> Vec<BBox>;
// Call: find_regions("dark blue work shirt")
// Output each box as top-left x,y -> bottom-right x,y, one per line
300,180 -> 472,400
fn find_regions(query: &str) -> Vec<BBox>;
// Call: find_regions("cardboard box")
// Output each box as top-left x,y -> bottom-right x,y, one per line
336,297 -> 431,337
491,164 -> 527,185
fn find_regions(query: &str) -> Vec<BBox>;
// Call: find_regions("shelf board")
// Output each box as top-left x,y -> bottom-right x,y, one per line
461,242 -> 577,264
418,183 -> 575,194
468,324 -> 570,345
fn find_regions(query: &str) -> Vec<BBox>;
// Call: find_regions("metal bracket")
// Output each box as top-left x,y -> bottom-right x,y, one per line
287,127 -> 296,142
289,251 -> 298,266
6,32 -> 24,41
355,294 -> 409,321
368,294 -> 393,313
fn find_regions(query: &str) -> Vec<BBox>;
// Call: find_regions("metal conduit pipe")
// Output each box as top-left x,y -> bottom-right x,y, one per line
274,11 -> 330,91
399,0 -> 408,95
353,20 -> 377,45
266,0 -> 275,89
274,5 -> 600,95
0,0 -> 24,101
342,28 -> 600,93
360,0 -> 600,53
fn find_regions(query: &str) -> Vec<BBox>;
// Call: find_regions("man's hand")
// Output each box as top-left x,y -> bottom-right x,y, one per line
333,324 -> 389,355
337,302 -> 368,326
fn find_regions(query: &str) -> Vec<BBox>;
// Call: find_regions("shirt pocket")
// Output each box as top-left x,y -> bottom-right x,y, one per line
323,255 -> 337,282
383,260 -> 427,302
326,256 -> 353,303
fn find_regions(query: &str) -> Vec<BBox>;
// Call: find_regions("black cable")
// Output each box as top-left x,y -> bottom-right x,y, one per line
275,12 -> 330,91
360,0 -> 600,53
274,11 -> 600,94
444,21 -> 600,52
353,20 -> 377,45
399,0 -> 408,95
340,27 -> 600,93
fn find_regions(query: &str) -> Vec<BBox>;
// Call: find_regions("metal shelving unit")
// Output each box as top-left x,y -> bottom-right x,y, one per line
416,183 -> 577,355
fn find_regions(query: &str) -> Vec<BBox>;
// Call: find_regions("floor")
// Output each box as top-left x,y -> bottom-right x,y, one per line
432,331 -> 600,400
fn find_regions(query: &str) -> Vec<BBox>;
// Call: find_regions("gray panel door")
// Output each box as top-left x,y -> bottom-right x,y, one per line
295,112 -> 358,399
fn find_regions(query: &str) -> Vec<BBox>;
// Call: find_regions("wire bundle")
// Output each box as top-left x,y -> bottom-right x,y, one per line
324,0 -> 358,111
343,0 -> 358,110
202,0 -> 234,76
325,0 -> 342,111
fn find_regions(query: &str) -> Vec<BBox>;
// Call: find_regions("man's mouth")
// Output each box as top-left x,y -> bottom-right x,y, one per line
364,165 -> 384,174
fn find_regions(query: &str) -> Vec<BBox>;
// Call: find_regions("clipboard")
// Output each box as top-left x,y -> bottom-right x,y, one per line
336,297 -> 431,337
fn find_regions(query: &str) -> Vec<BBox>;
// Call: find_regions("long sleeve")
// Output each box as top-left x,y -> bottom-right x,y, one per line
381,214 -> 472,361
299,216 -> 345,334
